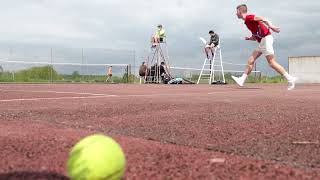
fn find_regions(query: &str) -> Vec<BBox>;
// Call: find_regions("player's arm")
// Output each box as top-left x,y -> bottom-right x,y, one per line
245,35 -> 256,41
207,37 -> 213,46
254,16 -> 280,33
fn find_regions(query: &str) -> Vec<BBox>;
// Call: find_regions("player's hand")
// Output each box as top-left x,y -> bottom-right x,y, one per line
271,26 -> 281,33
245,36 -> 256,41
245,36 -> 255,41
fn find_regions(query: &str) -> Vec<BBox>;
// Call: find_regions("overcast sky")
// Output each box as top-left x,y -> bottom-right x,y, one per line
1,0 -> 319,75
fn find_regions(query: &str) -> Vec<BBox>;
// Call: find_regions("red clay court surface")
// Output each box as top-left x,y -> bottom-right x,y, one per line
0,83 -> 319,180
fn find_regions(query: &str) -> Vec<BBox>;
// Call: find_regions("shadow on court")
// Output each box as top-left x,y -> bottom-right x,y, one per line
0,171 -> 69,180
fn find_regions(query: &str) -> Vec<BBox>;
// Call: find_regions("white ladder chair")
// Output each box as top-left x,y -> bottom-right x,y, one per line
197,44 -> 225,84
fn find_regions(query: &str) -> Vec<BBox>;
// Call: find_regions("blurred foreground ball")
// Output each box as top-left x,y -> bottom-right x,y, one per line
67,134 -> 126,180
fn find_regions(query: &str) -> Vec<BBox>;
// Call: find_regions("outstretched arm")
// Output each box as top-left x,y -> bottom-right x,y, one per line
245,36 -> 256,41
254,16 -> 280,33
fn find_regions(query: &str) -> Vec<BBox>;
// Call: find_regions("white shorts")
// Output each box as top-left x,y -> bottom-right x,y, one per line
256,35 -> 274,56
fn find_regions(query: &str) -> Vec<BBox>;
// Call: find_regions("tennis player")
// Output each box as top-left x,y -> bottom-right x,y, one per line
232,4 -> 297,90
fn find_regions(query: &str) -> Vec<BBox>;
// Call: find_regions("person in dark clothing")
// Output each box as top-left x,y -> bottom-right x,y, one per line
150,64 -> 156,77
139,61 -> 148,84
148,62 -> 167,83
205,30 -> 220,59
139,62 -> 147,77
160,61 -> 167,82
160,62 -> 166,75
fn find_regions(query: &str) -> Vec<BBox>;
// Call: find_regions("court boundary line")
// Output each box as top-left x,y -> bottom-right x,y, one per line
2,89 -> 317,102
0,93 -> 211,102
0,88 -> 263,103
0,89 -> 106,96
0,95 -> 119,102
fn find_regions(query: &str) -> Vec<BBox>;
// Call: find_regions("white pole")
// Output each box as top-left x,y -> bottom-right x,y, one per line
50,48 -> 53,83
220,48 -> 225,83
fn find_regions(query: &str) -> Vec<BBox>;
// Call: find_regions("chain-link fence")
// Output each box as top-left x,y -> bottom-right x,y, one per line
0,47 -> 135,83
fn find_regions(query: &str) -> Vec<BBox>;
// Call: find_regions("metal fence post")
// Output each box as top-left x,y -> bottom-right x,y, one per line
50,48 -> 53,83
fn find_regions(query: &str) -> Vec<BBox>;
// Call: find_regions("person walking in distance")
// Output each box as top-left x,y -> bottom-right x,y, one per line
106,66 -> 113,83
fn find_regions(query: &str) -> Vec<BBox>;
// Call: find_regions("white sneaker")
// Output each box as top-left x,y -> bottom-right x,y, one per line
287,77 -> 297,91
232,76 -> 244,87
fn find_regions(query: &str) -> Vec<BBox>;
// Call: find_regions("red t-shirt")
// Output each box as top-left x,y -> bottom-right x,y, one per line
245,14 -> 271,42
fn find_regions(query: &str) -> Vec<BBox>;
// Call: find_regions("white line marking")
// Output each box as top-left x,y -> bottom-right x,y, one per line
207,90 -> 263,95
208,92 -> 232,95
0,93 -> 208,102
0,89 -> 106,96
124,93 -> 194,97
0,95 -> 118,102
0,88 -> 207,98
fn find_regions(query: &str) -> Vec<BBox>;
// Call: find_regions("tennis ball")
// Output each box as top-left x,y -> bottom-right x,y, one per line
67,134 -> 126,180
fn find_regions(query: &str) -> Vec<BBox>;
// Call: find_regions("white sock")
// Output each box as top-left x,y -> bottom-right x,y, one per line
241,73 -> 248,80
283,72 -> 292,81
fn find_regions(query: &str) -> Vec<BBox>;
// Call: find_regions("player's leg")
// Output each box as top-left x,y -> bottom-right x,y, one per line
204,47 -> 210,59
245,50 -> 262,75
266,55 -> 286,74
106,76 -> 109,82
151,36 -> 157,48
151,36 -> 156,44
232,50 -> 262,86
264,35 -> 297,90
204,47 -> 209,59
155,37 -> 160,44
210,46 -> 215,59
266,55 -> 296,90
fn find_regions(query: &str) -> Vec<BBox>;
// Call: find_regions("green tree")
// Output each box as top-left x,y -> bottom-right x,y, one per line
71,71 -> 81,82
14,66 -> 61,82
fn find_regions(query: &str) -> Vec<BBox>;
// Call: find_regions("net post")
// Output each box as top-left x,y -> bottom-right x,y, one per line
133,50 -> 136,81
127,64 -> 131,83
50,48 -> 53,83
81,48 -> 84,82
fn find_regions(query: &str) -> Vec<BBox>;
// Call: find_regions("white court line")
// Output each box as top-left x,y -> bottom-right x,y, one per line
0,88 -> 207,98
207,90 -> 262,95
124,93 -> 196,97
0,89 -> 106,96
208,91 -> 235,95
0,95 -> 118,102
0,93 -> 208,102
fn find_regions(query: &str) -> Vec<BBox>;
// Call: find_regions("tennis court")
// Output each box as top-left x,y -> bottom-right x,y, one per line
0,83 -> 320,179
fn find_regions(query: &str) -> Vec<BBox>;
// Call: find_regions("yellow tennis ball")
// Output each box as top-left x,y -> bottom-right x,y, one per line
67,134 -> 126,180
